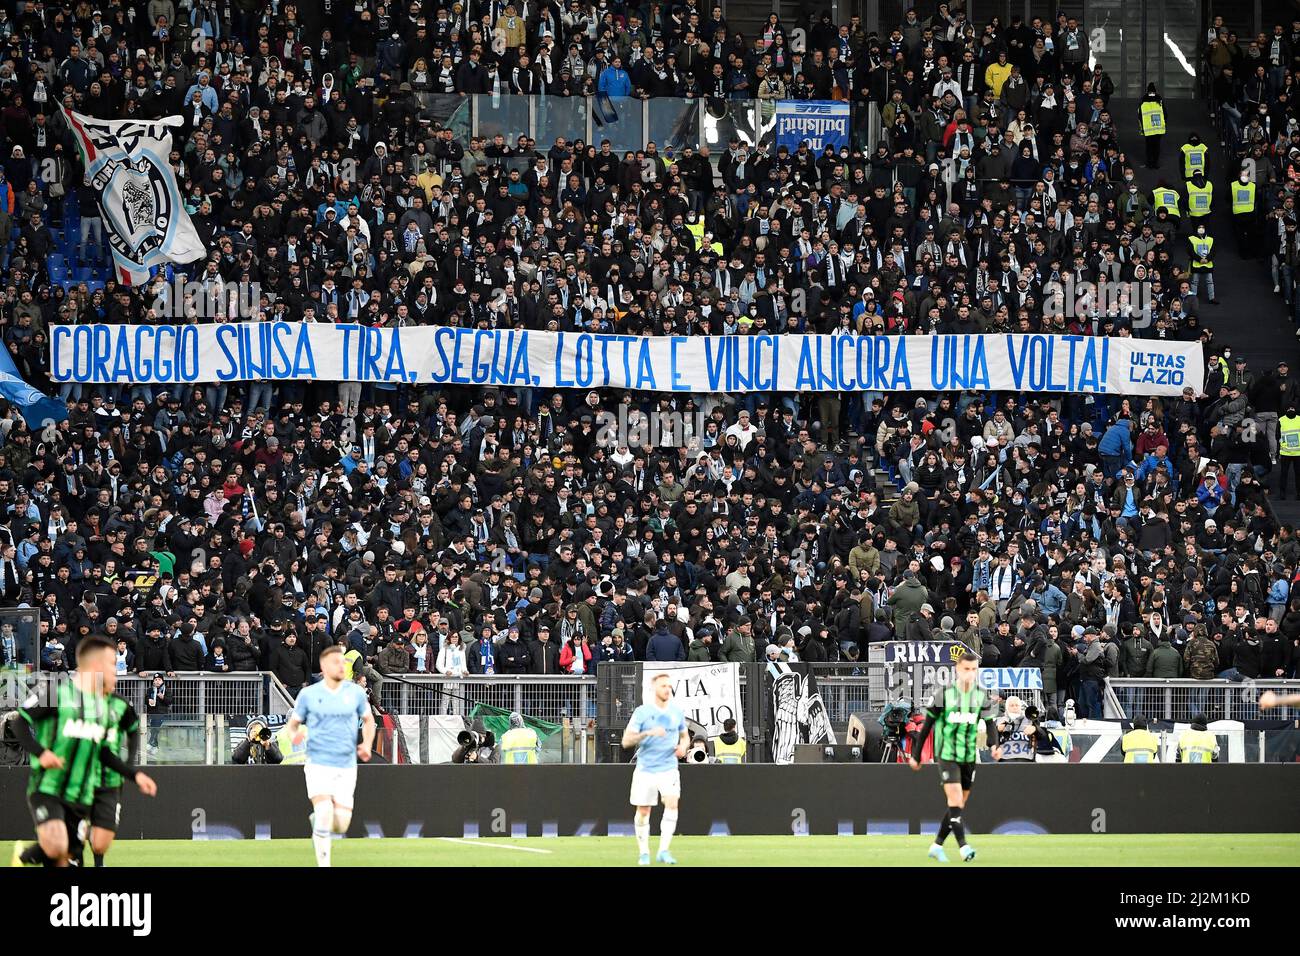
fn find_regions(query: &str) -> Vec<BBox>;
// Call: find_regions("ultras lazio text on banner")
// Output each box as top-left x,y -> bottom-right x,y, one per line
49,324 -> 1205,396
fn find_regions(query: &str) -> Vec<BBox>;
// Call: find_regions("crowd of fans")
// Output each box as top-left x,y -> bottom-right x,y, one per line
1205,18 -> 1300,324
0,0 -> 1296,723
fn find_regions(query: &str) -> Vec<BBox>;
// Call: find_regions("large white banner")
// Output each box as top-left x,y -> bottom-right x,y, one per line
643,662 -> 744,739
48,324 -> 1204,396
61,108 -> 206,286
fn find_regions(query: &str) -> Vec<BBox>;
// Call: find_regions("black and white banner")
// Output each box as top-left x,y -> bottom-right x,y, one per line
61,107 -> 206,285
642,662 -> 743,739
764,662 -> 835,764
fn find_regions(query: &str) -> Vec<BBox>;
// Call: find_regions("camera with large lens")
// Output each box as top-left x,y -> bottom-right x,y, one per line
878,697 -> 914,742
453,728 -> 497,764
685,737 -> 713,764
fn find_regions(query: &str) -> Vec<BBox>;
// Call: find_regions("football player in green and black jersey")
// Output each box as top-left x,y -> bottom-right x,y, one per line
7,636 -> 156,867
87,691 -> 142,866
908,652 -> 1001,863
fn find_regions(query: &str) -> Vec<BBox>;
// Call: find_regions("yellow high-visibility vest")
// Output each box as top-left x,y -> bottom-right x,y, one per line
344,649 -> 362,681
275,725 -> 306,764
1280,415 -> 1300,456
1140,101 -> 1166,136
1190,235 -> 1214,269
1232,181 -> 1256,215
500,726 -> 540,764
1152,187 -> 1181,217
1178,728 -> 1218,763
714,736 -> 747,764
1187,181 -> 1213,217
1122,728 -> 1160,763
686,219 -> 704,244
1182,143 -> 1208,178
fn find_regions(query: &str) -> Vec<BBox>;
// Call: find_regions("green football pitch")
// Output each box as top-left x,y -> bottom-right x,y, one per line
74,834 -> 1300,867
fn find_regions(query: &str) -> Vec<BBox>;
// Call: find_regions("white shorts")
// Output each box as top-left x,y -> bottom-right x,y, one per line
304,764 -> 357,808
629,767 -> 681,807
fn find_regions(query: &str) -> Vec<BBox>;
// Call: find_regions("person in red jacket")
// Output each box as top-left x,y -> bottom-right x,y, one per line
1134,421 -> 1171,459
559,634 -> 593,674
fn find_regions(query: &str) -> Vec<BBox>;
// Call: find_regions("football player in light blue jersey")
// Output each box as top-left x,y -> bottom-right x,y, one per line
286,646 -> 376,867
622,672 -> 689,866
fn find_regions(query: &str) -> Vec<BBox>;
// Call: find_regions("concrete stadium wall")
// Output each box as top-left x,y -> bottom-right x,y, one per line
2,765 -> 1297,839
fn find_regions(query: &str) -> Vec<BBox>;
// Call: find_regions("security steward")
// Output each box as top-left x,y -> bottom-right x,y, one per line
1152,181 -> 1181,230
713,717 -> 747,764
1231,167 -> 1258,257
1181,133 -> 1208,180
1278,404 -> 1300,499
1121,714 -> 1160,762
1176,715 -> 1219,763
1187,170 -> 1213,220
1186,223 -> 1220,305
1139,84 -> 1166,167
500,711 -> 540,764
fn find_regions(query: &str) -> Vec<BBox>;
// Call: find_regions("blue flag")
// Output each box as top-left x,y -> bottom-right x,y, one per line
0,347 -> 66,429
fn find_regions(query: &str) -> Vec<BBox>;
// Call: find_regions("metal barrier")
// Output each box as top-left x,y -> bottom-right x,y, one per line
596,662 -> 768,763
1105,679 -> 1300,722
24,672 -> 295,716
455,94 -> 878,159
377,673 -> 594,725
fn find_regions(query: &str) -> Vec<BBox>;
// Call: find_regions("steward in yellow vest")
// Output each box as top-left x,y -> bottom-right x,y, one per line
1181,134 -> 1208,179
713,719 -> 747,763
1121,716 -> 1160,762
686,215 -> 705,250
1232,177 -> 1256,214
275,723 -> 307,764
344,648 -> 363,681
1187,231 -> 1214,270
1139,87 -> 1165,167
1186,173 -> 1212,217
500,712 -> 540,764
1152,184 -> 1181,219
1280,410 -> 1300,457
1186,224 -> 1219,304
1176,720 -> 1218,763
1279,405 -> 1300,498
1231,173 -> 1258,257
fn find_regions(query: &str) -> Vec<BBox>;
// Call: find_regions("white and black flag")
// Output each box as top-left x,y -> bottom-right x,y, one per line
766,662 -> 836,764
60,107 -> 206,285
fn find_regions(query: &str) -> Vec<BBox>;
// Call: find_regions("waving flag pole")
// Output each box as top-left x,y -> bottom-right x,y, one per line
58,106 -> 207,286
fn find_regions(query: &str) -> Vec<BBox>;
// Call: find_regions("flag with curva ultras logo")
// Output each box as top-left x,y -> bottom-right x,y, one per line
59,106 -> 206,285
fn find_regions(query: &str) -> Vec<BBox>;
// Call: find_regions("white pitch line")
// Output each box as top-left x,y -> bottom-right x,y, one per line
436,837 -> 553,855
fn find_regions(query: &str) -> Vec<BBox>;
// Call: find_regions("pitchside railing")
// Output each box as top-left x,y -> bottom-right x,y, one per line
376,673 -> 594,723
18,672 -> 296,716
1105,679 -> 1300,722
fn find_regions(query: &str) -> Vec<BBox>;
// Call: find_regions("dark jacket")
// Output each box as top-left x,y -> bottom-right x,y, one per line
169,635 -> 206,671
498,634 -> 532,674
271,641 -> 311,687
646,629 -> 686,661
376,640 -> 411,674
1145,640 -> 1183,678
527,638 -> 561,674
1120,636 -> 1153,677
232,737 -> 284,764
135,634 -> 172,673
903,614 -> 934,642
467,638 -> 497,674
